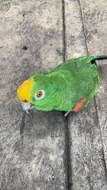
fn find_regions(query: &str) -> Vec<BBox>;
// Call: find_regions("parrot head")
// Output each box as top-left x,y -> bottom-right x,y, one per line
17,74 -> 57,112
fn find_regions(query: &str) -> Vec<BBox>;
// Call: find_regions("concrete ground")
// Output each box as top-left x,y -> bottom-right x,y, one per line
0,0 -> 107,189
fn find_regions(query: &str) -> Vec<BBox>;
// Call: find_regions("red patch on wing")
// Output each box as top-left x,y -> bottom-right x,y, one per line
72,96 -> 87,112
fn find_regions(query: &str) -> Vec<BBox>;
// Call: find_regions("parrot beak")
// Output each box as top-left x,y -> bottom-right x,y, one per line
17,79 -> 35,112
21,101 -> 34,113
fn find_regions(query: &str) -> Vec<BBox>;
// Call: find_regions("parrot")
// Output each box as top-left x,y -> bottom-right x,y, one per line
17,55 -> 107,116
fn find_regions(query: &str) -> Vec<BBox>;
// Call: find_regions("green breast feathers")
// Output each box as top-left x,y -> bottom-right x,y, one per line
17,55 -> 107,114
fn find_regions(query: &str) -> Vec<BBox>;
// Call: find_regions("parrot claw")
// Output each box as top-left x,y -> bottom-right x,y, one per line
25,110 -> 29,114
64,112 -> 70,117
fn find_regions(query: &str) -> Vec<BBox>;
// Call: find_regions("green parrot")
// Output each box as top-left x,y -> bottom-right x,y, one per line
17,55 -> 107,115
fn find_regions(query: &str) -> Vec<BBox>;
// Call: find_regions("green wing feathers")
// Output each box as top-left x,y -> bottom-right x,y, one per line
48,56 -> 100,111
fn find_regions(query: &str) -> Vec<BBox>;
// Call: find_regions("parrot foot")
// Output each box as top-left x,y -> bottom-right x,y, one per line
64,111 -> 70,117
72,96 -> 87,112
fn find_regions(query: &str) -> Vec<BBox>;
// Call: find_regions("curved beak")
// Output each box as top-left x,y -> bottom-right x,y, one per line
21,101 -> 34,113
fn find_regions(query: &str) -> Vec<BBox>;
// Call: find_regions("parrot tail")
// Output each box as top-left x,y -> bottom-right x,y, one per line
95,55 -> 107,60
91,55 -> 107,64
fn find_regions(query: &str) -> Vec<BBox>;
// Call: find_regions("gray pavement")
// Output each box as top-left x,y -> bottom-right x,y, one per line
0,0 -> 107,189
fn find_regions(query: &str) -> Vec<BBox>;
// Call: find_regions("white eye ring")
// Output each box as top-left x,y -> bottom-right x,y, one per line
35,90 -> 45,100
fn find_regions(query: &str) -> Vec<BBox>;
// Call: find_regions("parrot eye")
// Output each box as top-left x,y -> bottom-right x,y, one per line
35,90 -> 45,100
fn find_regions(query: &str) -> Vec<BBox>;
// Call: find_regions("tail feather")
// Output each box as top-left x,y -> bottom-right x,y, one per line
91,55 -> 107,64
95,55 -> 107,60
